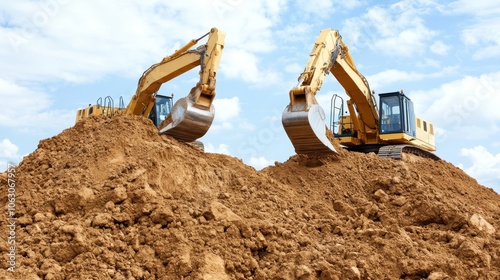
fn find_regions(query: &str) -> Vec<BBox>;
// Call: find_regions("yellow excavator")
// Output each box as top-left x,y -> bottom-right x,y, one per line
282,28 -> 438,159
76,27 -> 225,142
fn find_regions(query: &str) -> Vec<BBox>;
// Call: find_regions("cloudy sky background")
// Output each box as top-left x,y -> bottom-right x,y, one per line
1,0 -> 499,193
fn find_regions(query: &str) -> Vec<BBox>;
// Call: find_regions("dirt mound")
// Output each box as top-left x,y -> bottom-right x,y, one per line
1,114 -> 499,279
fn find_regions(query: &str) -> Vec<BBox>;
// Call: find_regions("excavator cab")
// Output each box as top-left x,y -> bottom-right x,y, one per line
379,91 -> 416,137
148,94 -> 173,127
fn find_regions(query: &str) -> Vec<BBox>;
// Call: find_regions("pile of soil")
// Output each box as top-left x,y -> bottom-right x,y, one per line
1,114 -> 499,279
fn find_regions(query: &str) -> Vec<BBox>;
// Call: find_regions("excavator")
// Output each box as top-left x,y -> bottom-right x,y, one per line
282,28 -> 438,160
75,27 -> 225,143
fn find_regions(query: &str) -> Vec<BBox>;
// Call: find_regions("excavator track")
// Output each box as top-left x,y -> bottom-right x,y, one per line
377,145 -> 440,161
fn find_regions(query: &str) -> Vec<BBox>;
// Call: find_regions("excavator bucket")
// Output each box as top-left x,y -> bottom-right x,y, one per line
282,103 -> 338,154
159,97 -> 214,142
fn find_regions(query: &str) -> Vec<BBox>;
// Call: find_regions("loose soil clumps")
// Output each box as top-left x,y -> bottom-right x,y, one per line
1,114 -> 498,279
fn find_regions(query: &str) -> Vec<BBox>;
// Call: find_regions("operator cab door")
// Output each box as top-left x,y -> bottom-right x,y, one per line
379,92 -> 416,137
149,94 -> 173,127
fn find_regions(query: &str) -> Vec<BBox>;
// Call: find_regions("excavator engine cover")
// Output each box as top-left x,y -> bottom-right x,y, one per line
282,103 -> 338,154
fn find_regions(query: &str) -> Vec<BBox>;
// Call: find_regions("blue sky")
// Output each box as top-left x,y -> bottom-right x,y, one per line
1,0 -> 499,193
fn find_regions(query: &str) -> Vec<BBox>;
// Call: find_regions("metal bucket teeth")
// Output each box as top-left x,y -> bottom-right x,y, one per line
159,97 -> 214,142
282,104 -> 338,154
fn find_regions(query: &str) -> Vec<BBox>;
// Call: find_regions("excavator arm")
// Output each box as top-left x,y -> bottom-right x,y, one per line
328,31 -> 379,143
282,28 -> 378,154
125,27 -> 225,141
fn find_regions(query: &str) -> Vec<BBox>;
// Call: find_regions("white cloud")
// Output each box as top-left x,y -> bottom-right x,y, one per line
0,139 -> 19,159
1,0 -> 288,143
205,143 -> 231,155
285,63 -> 303,74
366,67 -> 457,90
0,1 -> 285,84
408,72 -> 500,149
410,72 -> 500,126
447,1 -> 500,17
209,97 -> 258,132
295,0 -> 362,17
275,23 -> 313,44
238,121 -> 256,131
0,162 -> 6,172
341,0 -> 363,10
460,146 -> 500,188
214,2 -> 281,54
443,1 -> 500,60
213,97 -> 240,122
0,79 -> 74,133
0,139 -> 22,171
1,2 -> 167,82
342,2 -> 438,56
368,70 -> 421,89
416,58 -> 440,68
221,49 -> 280,84
461,18 -> 500,60
210,122 -> 233,131
0,79 -> 51,126
431,41 -> 450,56
295,0 -> 334,18
249,156 -> 273,169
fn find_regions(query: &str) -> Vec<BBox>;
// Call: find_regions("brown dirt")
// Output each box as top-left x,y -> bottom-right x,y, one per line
0,114 -> 499,279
